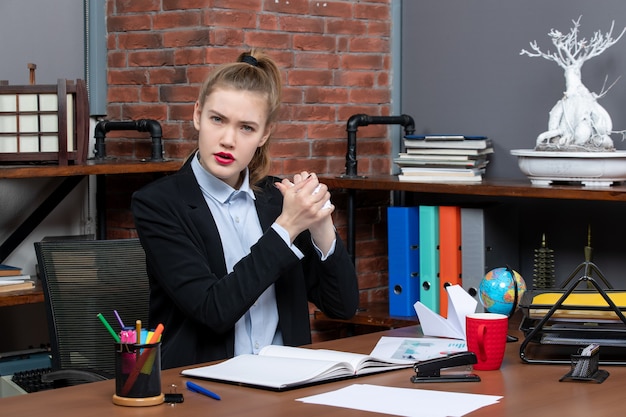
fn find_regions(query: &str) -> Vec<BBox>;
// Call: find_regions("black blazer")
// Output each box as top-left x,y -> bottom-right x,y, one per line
131,159 -> 359,369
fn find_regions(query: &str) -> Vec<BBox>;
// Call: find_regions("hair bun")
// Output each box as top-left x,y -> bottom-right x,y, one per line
241,55 -> 259,67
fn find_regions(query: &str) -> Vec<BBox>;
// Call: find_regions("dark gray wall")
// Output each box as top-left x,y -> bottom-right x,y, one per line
0,0 -> 84,84
401,1 -> 626,179
400,2 -> 626,287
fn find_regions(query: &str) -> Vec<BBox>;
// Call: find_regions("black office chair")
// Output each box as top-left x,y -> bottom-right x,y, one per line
34,238 -> 150,386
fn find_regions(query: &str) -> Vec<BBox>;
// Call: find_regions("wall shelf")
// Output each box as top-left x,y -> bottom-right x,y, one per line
0,159 -> 183,179
320,175 -> 626,202
0,281 -> 44,308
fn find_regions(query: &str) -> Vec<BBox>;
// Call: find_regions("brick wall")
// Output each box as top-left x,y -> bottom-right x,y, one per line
104,0 -> 394,341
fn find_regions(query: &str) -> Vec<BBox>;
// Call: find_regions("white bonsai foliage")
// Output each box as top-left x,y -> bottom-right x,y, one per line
521,17 -> 626,151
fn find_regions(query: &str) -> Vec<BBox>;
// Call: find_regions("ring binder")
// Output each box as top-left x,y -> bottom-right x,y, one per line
387,207 -> 421,317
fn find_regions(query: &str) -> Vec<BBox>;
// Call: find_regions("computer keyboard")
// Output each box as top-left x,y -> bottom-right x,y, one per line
11,367 -> 54,393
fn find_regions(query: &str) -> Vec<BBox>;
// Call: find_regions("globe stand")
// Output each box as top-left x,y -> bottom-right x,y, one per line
506,275 -> 519,343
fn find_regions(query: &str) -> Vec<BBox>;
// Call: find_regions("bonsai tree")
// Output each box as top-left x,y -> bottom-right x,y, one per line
521,17 -> 626,151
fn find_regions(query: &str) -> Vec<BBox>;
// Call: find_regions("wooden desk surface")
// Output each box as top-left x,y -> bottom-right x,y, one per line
1,325 -> 624,416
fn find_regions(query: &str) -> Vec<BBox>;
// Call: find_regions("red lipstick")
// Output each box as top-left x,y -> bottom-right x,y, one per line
214,152 -> 235,165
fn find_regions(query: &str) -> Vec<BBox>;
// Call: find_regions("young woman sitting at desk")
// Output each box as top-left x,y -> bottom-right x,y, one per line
131,49 -> 359,369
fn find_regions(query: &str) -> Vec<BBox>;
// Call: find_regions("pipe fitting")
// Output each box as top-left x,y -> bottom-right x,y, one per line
344,114 -> 415,177
93,119 -> 164,161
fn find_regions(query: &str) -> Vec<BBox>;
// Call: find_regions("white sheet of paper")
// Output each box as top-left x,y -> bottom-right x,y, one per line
297,384 -> 502,417
370,336 -> 467,362
413,285 -> 477,340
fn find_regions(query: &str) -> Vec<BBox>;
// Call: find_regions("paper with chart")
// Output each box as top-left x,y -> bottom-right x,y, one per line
414,284 -> 477,340
369,336 -> 467,362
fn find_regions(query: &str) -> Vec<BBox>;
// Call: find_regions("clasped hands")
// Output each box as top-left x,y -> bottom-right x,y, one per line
274,172 -> 335,251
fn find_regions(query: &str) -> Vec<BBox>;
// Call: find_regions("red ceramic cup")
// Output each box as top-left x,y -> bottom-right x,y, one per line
465,313 -> 508,370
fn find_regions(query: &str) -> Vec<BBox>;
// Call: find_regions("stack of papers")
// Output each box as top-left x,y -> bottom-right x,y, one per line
0,277 -> 34,293
395,135 -> 493,183
0,268 -> 35,293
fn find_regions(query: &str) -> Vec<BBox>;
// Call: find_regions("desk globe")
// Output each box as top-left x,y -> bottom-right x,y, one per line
479,267 -> 527,315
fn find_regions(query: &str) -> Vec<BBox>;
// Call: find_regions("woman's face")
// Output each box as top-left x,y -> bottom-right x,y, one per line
193,87 -> 271,189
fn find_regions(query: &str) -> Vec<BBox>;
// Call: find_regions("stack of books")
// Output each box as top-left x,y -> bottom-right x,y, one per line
0,264 -> 34,293
394,135 -> 493,183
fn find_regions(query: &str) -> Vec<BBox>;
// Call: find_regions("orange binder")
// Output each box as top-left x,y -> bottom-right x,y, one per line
438,206 -> 462,318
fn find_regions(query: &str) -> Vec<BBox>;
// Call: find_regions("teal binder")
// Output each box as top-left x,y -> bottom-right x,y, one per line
387,207 -> 420,317
419,205 -> 440,313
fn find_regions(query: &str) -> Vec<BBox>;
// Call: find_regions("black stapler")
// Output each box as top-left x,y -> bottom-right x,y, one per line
411,351 -> 481,383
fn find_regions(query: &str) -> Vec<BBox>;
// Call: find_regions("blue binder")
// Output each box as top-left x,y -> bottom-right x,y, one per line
419,205 -> 440,313
387,207 -> 420,317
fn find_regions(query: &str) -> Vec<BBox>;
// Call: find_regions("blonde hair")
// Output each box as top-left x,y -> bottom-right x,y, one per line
196,49 -> 282,186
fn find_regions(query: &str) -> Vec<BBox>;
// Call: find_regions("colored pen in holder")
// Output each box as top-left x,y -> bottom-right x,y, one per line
112,342 -> 164,407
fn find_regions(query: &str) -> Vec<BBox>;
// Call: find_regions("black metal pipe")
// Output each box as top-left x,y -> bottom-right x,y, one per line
94,119 -> 164,161
342,114 -> 416,264
344,114 -> 415,178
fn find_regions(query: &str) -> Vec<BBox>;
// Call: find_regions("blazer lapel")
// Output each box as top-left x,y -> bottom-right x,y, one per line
174,160 -> 228,276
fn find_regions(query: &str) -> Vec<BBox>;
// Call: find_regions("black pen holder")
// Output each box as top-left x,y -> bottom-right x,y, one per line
559,349 -> 609,383
112,342 -> 164,406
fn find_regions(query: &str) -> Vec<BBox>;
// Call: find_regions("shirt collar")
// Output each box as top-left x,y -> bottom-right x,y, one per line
191,151 -> 256,204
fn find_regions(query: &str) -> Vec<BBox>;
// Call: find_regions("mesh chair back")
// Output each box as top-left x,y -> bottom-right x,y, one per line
35,238 -> 150,378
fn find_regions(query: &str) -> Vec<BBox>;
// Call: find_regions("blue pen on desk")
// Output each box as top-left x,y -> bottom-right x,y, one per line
186,381 -> 221,401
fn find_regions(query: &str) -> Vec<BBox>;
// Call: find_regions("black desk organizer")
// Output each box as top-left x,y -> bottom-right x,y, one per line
559,348 -> 609,383
519,274 -> 626,366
